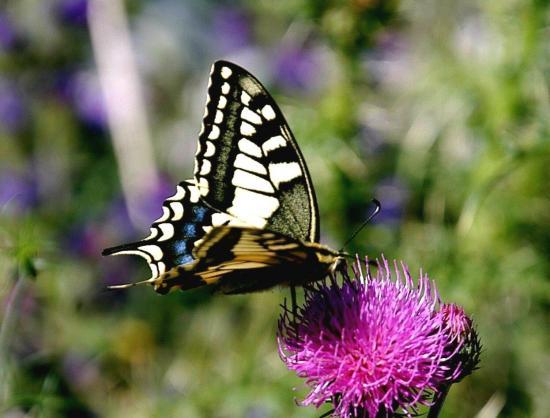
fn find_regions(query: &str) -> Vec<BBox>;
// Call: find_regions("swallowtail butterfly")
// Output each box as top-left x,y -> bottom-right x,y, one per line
103,61 -> 343,294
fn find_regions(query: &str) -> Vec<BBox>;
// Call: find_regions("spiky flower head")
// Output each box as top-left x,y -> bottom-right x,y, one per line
438,303 -> 481,383
277,257 -> 480,418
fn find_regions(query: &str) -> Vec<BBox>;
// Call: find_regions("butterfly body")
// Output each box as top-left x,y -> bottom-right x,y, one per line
150,227 -> 342,295
103,61 -> 342,294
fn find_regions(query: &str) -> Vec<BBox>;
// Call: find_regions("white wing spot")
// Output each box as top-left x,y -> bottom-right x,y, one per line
241,107 -> 262,125
208,125 -> 220,140
221,66 -> 232,79
235,153 -> 267,175
197,178 -> 209,197
238,138 -> 262,158
157,261 -> 166,275
221,82 -> 230,94
268,162 -> 303,188
144,228 -> 158,240
232,169 -> 275,193
214,110 -> 223,124
204,141 -> 216,157
154,206 -> 170,223
227,188 -> 279,228
241,91 -> 251,105
200,160 -> 212,175
261,105 -> 276,120
114,250 -> 152,262
240,122 -> 256,136
211,212 -> 244,227
157,223 -> 175,241
138,245 -> 164,261
217,96 -> 227,109
167,185 -> 186,201
262,135 -> 287,153
169,201 -> 184,221
149,263 -> 159,278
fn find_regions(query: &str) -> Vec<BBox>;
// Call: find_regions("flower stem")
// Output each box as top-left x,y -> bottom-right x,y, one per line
427,385 -> 451,418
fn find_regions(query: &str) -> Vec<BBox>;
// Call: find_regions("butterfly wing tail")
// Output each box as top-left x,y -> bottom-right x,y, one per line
105,262 -> 207,294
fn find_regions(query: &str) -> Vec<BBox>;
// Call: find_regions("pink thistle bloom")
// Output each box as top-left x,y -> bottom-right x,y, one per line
278,256 -> 479,418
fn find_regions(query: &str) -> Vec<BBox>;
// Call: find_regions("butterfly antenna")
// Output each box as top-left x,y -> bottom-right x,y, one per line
339,199 -> 381,252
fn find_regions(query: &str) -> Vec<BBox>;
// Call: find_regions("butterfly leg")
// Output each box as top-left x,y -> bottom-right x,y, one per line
290,285 -> 298,324
319,408 -> 334,418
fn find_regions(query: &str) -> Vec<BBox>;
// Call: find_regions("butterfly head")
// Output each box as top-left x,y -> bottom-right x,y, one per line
307,242 -> 347,279
330,254 -> 348,277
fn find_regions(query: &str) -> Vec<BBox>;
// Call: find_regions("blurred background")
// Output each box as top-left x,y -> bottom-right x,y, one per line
0,0 -> 548,417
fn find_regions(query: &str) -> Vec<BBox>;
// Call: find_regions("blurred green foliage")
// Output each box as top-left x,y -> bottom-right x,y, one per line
0,0 -> 548,417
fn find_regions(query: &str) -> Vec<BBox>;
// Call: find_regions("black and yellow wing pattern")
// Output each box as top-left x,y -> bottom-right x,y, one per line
151,226 -> 340,294
193,61 -> 319,242
103,61 -> 340,294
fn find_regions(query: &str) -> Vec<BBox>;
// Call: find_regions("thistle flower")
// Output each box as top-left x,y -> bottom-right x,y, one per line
277,257 -> 480,418
438,303 -> 481,383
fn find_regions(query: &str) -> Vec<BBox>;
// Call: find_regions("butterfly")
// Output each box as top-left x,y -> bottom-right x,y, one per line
103,60 -> 344,294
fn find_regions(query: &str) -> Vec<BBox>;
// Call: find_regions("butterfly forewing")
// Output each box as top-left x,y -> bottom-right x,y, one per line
194,61 -> 319,242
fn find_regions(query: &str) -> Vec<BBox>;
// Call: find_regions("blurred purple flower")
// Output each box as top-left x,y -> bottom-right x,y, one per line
105,197 -> 135,237
0,81 -> 26,133
56,0 -> 88,27
65,194 -> 133,260
62,352 -> 100,392
278,257 -> 475,417
274,45 -> 321,92
49,69 -> 105,129
373,177 -> 409,226
67,71 -> 108,131
0,169 -> 38,211
66,223 -> 104,259
135,173 -> 176,224
52,70 -> 75,103
363,31 -> 412,88
0,12 -> 18,51
100,256 -> 136,288
212,7 -> 252,54
65,174 -> 173,261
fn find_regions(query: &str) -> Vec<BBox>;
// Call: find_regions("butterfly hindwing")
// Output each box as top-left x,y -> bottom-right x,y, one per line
102,180 -> 229,280
194,61 -> 319,242
152,227 -> 339,295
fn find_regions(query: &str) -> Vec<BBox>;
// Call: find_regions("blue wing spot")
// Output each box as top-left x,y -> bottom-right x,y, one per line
184,223 -> 197,236
172,240 -> 189,255
193,206 -> 208,222
175,254 -> 194,265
